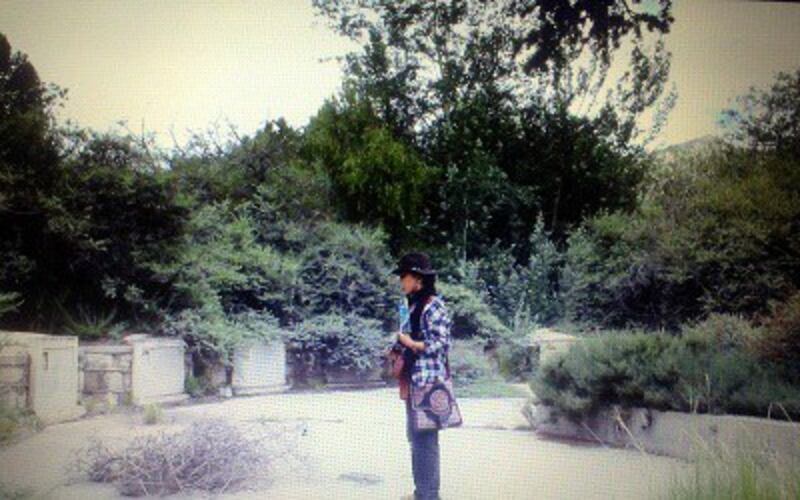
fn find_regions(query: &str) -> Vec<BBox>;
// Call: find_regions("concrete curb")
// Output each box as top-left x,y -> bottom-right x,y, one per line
522,399 -> 800,465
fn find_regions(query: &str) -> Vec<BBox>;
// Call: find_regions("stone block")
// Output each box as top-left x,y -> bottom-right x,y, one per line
83,353 -> 114,371
83,371 -> 107,393
106,371 -> 124,393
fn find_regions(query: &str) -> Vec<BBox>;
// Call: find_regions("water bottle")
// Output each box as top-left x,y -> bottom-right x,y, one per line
398,297 -> 410,334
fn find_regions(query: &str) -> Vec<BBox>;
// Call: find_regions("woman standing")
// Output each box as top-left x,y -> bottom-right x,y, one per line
391,252 -> 452,500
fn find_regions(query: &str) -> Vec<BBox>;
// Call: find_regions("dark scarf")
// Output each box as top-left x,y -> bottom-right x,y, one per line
402,287 -> 436,376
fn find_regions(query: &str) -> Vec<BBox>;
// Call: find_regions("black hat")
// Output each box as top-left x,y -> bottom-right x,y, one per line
391,252 -> 437,277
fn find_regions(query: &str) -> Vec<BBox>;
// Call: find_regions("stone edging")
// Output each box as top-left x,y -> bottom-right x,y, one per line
522,399 -> 800,465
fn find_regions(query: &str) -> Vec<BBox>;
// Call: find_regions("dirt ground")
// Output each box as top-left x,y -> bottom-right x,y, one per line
0,386 -> 690,499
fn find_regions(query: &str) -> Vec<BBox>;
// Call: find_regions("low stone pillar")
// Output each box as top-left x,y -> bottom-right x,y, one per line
231,340 -> 289,396
124,334 -> 188,405
0,331 -> 84,424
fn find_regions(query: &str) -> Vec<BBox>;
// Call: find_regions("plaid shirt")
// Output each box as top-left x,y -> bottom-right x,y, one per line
408,295 -> 452,387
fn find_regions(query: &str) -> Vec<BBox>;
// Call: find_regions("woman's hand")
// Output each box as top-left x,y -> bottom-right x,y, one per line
397,332 -> 424,353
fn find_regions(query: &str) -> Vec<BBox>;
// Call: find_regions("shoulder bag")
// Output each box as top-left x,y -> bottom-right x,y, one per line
408,354 -> 463,431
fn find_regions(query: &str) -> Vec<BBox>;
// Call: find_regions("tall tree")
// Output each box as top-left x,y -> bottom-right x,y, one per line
721,67 -> 800,159
312,1 -> 675,261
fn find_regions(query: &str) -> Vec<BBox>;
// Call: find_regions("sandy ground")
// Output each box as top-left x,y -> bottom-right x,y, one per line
0,386 -> 691,499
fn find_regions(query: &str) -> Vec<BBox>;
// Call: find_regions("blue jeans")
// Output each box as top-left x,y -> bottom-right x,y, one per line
405,396 -> 441,500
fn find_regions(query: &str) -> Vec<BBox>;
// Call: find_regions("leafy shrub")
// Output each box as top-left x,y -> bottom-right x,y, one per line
532,321 -> 800,422
449,339 -> 494,385
142,403 -> 163,425
449,215 -> 564,329
757,292 -> 800,366
152,202 -> 300,323
437,282 -> 511,343
296,221 -> 395,327
287,314 -> 386,376
162,307 -> 284,361
524,214 -> 564,325
561,148 -> 800,331
0,291 -> 22,319
184,375 -> 207,398
57,302 -> 126,340
493,334 -> 536,382
0,403 -> 41,446
752,291 -> 800,380
679,312 -> 761,354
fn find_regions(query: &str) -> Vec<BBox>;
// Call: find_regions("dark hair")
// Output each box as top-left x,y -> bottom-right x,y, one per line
420,273 -> 437,295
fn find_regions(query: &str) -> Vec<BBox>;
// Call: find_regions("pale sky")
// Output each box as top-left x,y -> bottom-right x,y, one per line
2,0 -> 799,151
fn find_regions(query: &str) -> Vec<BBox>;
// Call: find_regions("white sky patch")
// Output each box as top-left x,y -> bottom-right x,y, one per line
2,0 -> 799,151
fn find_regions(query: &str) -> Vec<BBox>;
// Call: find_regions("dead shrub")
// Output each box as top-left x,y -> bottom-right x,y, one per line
72,419 -> 302,496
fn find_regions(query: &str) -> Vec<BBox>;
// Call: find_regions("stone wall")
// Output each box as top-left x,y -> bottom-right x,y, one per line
0,353 -> 28,409
523,401 -> 800,466
0,331 -> 84,424
231,340 -> 288,396
127,335 -> 188,405
78,344 -> 133,409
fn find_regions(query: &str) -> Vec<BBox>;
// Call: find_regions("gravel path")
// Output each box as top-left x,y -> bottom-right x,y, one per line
0,387 -> 690,499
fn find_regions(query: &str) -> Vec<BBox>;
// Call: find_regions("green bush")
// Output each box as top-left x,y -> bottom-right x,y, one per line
296,221 -> 395,327
493,333 -> 536,382
437,282 -> 511,343
448,216 -> 564,329
532,317 -> 800,422
163,307 -> 283,361
142,403 -> 163,425
561,148 -> 800,331
449,339 -> 494,385
57,302 -> 126,340
184,375 -> 208,398
752,291 -> 800,380
287,314 -> 386,376
0,403 -> 41,446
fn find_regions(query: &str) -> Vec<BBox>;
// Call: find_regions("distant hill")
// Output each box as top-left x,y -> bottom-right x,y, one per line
652,135 -> 726,163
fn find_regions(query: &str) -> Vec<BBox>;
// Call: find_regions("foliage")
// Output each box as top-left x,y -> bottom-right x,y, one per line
721,67 -> 800,158
524,214 -> 565,324
437,282 -> 511,343
752,291 -> 800,380
142,403 -> 163,425
287,313 -> 386,375
562,145 -> 800,330
303,85 -> 435,252
0,402 -> 41,446
57,301 -> 126,340
2,122 -> 190,331
183,375 -> 207,398
531,316 -> 800,422
296,220 -> 395,327
449,339 -> 494,386
664,429 -> 800,500
312,0 -> 674,143
162,307 -> 283,361
311,1 -> 670,256
0,291 -> 22,319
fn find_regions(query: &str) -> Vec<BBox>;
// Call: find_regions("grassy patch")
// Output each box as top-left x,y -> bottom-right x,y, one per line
661,429 -> 800,500
0,404 -> 41,446
455,378 -> 530,398
142,403 -> 164,425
